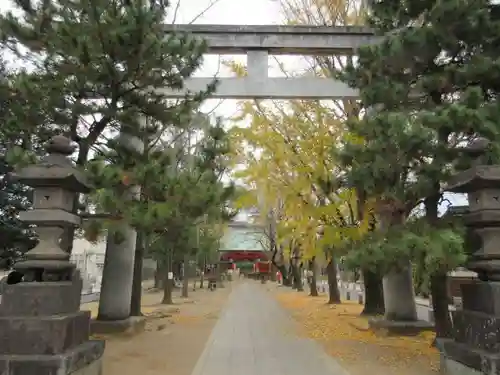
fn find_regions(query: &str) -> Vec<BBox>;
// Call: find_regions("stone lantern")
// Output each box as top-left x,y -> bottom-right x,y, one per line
12,135 -> 90,280
0,135 -> 105,375
439,138 -> 500,375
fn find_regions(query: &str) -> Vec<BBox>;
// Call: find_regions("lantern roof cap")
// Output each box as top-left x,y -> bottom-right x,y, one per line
10,135 -> 91,193
446,165 -> 500,193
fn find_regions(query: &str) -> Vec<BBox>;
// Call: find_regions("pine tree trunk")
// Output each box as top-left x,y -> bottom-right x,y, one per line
154,261 -> 164,289
162,275 -> 174,304
356,190 -> 384,315
130,232 -> 144,316
181,254 -> 189,298
61,149 -> 92,253
361,268 -> 385,315
430,271 -> 452,338
327,258 -> 341,304
424,182 -> 452,339
161,253 -> 173,304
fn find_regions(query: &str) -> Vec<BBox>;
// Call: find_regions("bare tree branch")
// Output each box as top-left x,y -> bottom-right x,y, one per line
171,0 -> 182,24
188,0 -> 223,24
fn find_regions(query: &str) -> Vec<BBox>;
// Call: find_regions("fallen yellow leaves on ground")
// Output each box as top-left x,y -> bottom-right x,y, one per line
171,314 -> 203,324
275,291 -> 440,374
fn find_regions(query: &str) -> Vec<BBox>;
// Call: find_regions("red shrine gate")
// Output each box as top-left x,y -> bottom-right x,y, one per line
219,222 -> 273,277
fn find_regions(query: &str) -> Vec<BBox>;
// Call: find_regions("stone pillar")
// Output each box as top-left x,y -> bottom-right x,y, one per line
382,262 -> 417,321
368,202 -> 431,335
439,139 -> 500,375
94,125 -> 145,334
97,221 -> 138,320
0,135 -> 104,375
378,202 -> 418,321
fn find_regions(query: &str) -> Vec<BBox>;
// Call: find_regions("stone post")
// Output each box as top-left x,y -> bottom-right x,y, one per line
439,138 -> 500,375
0,135 -> 105,375
368,200 -> 432,335
93,125 -> 145,334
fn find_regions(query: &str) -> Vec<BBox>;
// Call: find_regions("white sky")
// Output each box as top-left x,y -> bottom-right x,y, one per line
167,0 -> 301,121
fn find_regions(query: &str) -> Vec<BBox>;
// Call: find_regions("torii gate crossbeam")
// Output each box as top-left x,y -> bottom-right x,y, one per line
160,25 -> 379,100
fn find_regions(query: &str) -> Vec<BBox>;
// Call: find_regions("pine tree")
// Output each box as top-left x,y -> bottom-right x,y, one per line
340,0 -> 500,337
0,0 -> 215,251
86,117 -> 235,304
0,56 -> 52,268
0,162 -> 36,269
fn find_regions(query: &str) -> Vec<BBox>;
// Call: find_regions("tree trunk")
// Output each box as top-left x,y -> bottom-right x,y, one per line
130,231 -> 145,316
271,247 -> 290,286
162,273 -> 174,304
275,263 -> 289,285
424,183 -> 452,339
161,253 -> 174,305
154,261 -> 164,289
282,266 -> 291,286
61,146 -> 94,253
309,257 -> 318,296
291,263 -> 303,291
361,268 -> 385,315
287,263 -> 294,287
430,271 -> 452,338
181,254 -> 189,298
200,271 -> 204,288
356,189 -> 384,315
327,257 -> 341,304
200,254 -> 207,288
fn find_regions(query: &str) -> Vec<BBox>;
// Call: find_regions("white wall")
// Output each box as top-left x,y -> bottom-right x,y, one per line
70,238 -> 106,293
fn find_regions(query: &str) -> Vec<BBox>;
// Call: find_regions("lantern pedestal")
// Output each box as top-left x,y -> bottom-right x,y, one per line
439,139 -> 500,375
0,136 -> 104,375
439,280 -> 500,375
0,273 -> 105,375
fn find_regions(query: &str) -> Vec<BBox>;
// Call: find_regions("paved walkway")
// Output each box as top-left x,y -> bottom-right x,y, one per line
191,282 -> 349,375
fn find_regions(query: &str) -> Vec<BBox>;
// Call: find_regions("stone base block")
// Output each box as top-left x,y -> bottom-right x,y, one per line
452,309 -> 500,352
441,354 -> 483,375
461,281 -> 500,315
368,317 -> 434,336
438,338 -> 500,375
90,316 -> 146,336
0,281 -> 82,317
0,340 -> 104,375
0,311 -> 90,355
68,356 -> 103,375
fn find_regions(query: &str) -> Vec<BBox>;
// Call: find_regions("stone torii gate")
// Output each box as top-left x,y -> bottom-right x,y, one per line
99,24 -> 383,333
159,21 -> 434,353
161,24 -> 380,99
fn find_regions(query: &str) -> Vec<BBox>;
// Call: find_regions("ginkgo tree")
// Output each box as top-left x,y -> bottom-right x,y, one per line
229,85 -> 367,302
227,0 -> 388,309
